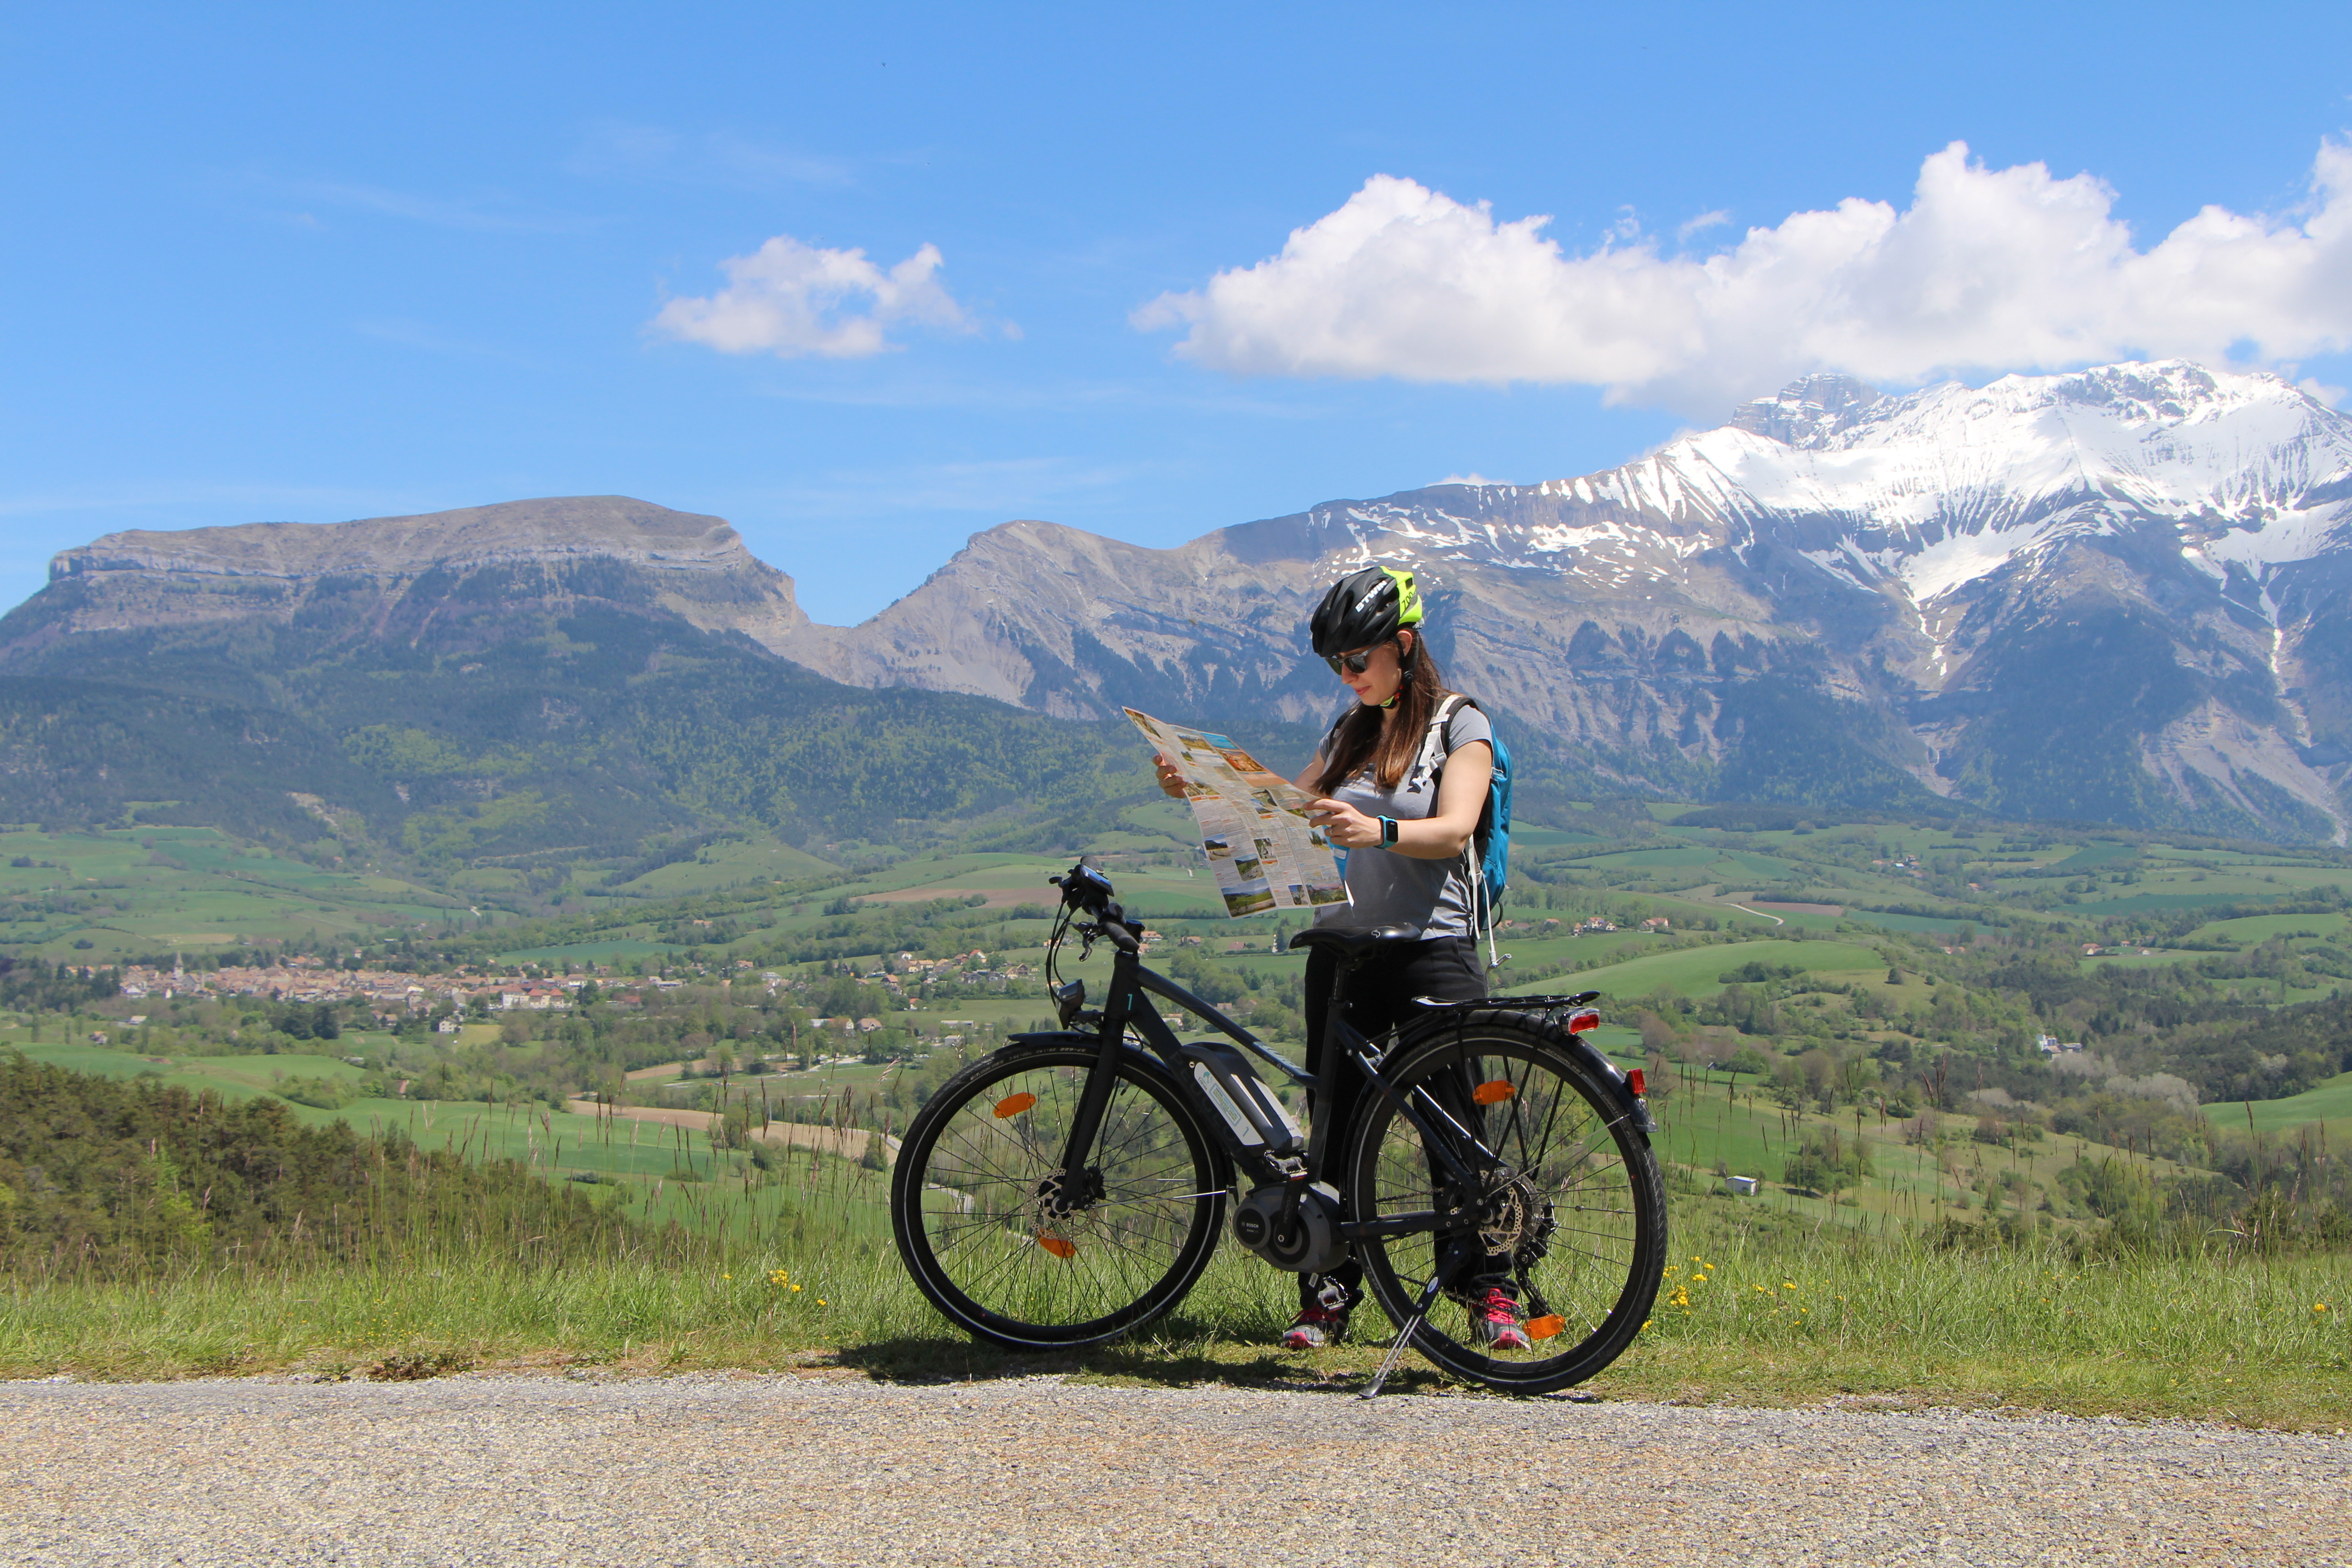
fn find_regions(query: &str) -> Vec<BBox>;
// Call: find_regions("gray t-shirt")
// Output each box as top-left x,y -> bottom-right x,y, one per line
1312,699 -> 1494,939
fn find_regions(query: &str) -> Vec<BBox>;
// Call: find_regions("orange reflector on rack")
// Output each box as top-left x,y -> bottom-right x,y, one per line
993,1092 -> 1038,1119
1567,1008 -> 1600,1033
1472,1080 -> 1516,1105
1525,1314 -> 1565,1341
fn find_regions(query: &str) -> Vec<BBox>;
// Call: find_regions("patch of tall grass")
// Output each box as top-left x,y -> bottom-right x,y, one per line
1601,1208 -> 2351,1427
5,1200 -> 2344,1427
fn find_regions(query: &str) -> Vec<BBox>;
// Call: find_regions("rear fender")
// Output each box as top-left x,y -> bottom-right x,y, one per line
1395,1004 -> 1656,1144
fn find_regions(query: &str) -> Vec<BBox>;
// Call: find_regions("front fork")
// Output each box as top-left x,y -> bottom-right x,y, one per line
1046,948 -> 1142,1215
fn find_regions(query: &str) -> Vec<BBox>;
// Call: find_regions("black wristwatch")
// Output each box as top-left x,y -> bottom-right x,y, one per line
1378,816 -> 1398,848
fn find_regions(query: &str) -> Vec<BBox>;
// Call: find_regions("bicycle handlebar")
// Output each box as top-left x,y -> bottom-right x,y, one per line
1051,860 -> 1142,953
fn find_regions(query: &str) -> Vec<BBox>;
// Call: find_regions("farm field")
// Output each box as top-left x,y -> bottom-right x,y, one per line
1501,938 -> 1887,1002
0,824 -> 461,961
2211,1070 -> 2352,1141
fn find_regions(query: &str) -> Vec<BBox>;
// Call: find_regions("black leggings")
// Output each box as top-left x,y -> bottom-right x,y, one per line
1299,935 -> 1494,1311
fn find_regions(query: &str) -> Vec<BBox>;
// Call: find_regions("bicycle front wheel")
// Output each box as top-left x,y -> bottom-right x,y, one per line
890,1039 -> 1230,1349
1343,1015 -> 1667,1393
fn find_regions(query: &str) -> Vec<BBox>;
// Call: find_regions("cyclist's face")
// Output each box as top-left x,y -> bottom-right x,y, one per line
1335,634 -> 1406,705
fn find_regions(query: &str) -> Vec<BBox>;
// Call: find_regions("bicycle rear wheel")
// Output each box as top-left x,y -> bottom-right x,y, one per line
890,1039 -> 1229,1349
1343,1014 -> 1666,1393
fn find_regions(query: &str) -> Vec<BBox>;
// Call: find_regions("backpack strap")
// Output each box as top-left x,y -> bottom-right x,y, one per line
1406,695 -> 1470,794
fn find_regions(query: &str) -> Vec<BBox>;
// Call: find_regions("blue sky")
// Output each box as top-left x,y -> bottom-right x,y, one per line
5,2 -> 2350,623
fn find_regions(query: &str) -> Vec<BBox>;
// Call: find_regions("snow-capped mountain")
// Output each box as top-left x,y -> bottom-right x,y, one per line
769,360 -> 2352,839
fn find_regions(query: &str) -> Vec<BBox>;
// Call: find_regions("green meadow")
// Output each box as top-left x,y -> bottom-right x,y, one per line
0,823 -> 461,960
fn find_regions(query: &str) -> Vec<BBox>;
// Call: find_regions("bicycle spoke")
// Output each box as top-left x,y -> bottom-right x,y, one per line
898,1047 -> 1220,1341
1344,1026 -> 1663,1390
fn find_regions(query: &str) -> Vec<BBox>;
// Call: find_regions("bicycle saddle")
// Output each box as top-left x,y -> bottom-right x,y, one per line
1288,924 -> 1421,960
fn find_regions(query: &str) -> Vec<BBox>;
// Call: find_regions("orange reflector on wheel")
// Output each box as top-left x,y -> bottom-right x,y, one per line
1525,1314 -> 1565,1340
1036,1235 -> 1075,1259
1472,1079 -> 1516,1105
993,1092 -> 1038,1118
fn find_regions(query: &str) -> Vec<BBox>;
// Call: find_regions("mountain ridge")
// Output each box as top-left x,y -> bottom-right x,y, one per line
39,495 -> 815,656
11,358 -> 2352,848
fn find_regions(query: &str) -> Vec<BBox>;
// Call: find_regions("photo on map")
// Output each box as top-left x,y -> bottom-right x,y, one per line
1222,885 -> 1276,916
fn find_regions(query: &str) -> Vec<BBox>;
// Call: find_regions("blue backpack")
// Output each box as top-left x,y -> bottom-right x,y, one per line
1413,695 -> 1511,961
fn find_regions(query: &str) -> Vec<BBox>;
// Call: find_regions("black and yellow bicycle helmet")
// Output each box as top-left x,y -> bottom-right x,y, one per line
1310,564 -> 1423,658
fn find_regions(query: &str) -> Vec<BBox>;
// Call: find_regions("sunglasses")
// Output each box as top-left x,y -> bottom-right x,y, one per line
1324,649 -> 1378,676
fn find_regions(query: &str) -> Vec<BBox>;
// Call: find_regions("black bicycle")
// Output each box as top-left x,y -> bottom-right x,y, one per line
887,860 -> 1667,1395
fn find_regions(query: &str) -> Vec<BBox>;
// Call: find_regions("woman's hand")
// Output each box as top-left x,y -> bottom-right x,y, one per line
1307,797 -> 1382,849
1153,753 -> 1187,799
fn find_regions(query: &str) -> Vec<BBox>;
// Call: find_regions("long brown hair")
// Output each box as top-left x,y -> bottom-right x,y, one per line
1312,636 -> 1453,794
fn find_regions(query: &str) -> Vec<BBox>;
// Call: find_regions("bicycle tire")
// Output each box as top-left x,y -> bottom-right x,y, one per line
890,1038 -> 1230,1350
1342,1012 -> 1667,1393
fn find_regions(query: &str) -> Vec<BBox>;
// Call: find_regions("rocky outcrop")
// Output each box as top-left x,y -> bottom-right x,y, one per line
36,495 -> 813,652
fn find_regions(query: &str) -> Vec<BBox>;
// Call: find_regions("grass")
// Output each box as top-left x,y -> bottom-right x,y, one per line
1501,938 -> 1886,1000
4,1205 -> 2344,1428
0,824 -> 460,960
2211,1070 -> 2352,1140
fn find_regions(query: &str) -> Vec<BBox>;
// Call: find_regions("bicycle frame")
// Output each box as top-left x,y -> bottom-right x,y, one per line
1042,936 -> 1487,1240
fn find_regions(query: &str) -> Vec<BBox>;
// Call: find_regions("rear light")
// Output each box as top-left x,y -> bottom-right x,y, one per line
1627,1068 -> 1647,1097
1566,1008 -> 1600,1033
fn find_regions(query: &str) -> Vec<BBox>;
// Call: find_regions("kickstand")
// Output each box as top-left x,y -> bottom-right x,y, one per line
1359,1252 -> 1468,1401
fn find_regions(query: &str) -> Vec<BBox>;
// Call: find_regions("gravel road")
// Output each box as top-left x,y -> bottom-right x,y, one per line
4,1372 -> 2346,1566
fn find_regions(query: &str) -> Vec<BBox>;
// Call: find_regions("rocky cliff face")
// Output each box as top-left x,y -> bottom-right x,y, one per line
24,495 -> 812,656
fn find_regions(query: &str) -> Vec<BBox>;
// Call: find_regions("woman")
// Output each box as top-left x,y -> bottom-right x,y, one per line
1156,564 -> 1522,1352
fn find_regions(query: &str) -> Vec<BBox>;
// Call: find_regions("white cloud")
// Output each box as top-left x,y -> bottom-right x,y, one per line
652,235 -> 969,359
1134,142 -> 2352,414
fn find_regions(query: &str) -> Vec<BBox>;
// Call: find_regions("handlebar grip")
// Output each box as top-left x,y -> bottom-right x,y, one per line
1098,918 -> 1142,954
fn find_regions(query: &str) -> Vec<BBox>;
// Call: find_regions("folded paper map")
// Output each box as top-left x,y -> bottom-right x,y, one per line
1124,707 -> 1352,918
